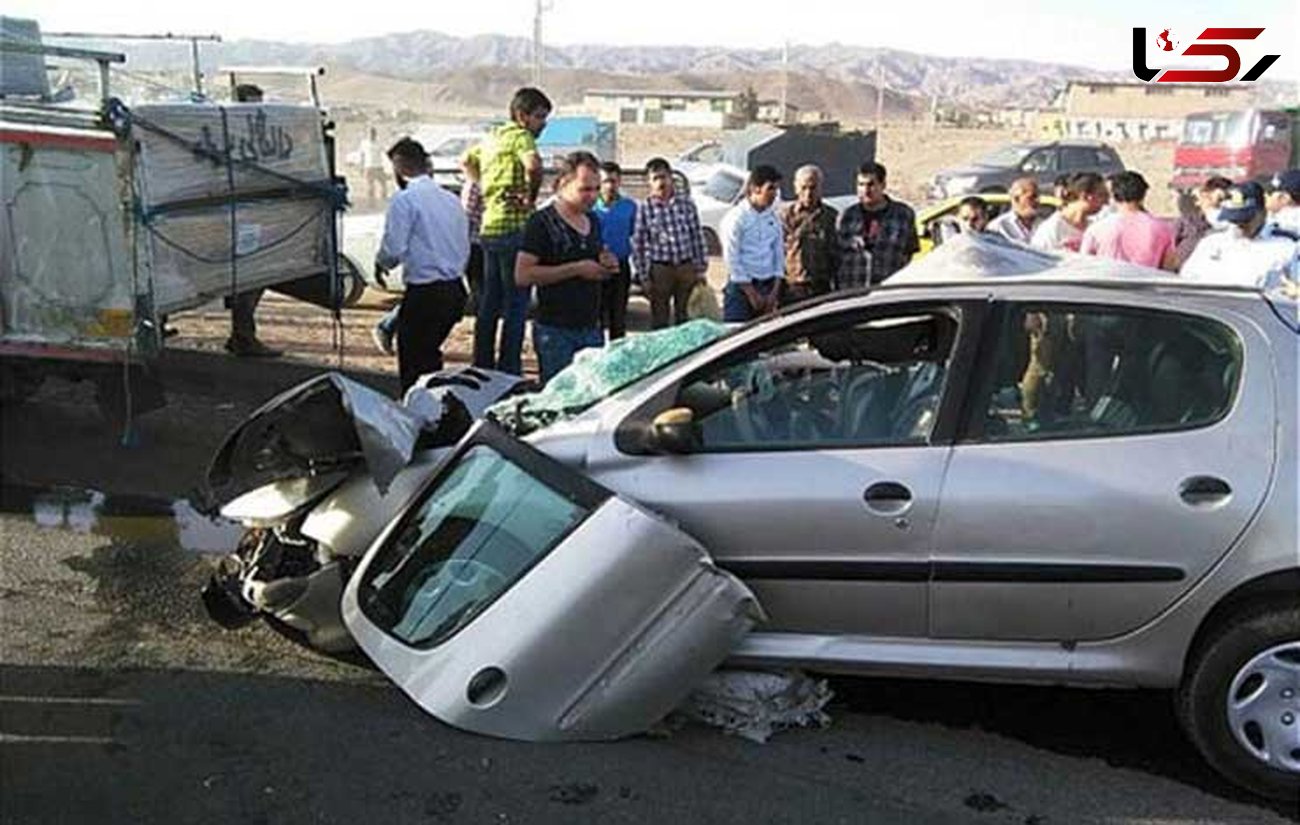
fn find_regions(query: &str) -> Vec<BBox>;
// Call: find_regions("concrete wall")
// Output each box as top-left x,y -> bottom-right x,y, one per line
1039,115 -> 1183,143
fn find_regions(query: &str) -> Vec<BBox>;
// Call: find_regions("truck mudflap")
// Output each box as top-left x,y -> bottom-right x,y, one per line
341,420 -> 764,741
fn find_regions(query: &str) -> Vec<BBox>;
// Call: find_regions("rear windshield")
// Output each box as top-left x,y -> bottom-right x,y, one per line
357,442 -> 591,648
975,146 -> 1033,168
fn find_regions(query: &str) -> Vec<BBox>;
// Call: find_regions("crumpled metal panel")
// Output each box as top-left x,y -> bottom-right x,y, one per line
204,373 -> 422,501
892,231 -> 1170,283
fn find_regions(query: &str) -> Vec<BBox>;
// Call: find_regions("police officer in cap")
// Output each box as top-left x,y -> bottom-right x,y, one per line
1265,169 -> 1300,238
1181,181 -> 1298,292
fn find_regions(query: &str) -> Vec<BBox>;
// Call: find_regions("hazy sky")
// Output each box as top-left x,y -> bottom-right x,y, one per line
12,0 -> 1299,80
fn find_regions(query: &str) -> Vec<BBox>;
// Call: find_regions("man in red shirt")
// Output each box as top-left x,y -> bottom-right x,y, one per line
1079,171 -> 1176,271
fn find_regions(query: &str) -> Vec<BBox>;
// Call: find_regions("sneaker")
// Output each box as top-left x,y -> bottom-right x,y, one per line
371,321 -> 395,355
225,337 -> 283,358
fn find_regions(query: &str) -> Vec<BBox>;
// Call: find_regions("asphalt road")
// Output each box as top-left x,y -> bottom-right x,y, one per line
1,349 -> 1295,824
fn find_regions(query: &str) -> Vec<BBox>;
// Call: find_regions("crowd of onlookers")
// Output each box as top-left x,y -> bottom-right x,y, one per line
367,85 -> 1300,390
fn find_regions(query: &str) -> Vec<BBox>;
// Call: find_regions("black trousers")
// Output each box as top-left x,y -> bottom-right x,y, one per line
601,258 -> 631,340
397,279 -> 467,393
228,288 -> 263,343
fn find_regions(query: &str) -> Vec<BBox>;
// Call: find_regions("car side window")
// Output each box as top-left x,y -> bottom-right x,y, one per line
977,304 -> 1242,442
1060,146 -> 1099,170
1022,150 -> 1057,173
676,309 -> 959,452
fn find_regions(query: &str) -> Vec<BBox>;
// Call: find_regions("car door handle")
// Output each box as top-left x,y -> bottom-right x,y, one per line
864,481 -> 913,516
1179,476 -> 1233,508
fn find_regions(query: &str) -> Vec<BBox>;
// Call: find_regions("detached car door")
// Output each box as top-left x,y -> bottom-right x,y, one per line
588,300 -> 983,637
931,297 -> 1274,641
341,421 -> 760,742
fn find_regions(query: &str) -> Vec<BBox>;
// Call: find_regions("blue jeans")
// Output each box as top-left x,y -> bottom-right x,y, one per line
378,304 -> 399,335
474,232 -> 531,375
723,279 -> 780,323
532,323 -> 604,385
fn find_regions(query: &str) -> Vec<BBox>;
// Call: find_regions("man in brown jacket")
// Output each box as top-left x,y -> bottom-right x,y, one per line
780,164 -> 841,305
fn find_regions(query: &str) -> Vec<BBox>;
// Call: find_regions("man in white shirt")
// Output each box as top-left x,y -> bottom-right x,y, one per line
1031,173 -> 1109,252
376,138 -> 470,391
721,165 -> 784,322
1182,182 -> 1298,292
988,176 -> 1042,244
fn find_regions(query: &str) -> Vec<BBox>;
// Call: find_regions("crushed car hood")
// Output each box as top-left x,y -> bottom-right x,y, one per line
206,368 -> 528,505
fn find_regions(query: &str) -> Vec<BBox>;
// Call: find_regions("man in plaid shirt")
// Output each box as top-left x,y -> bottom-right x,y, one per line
837,161 -> 920,287
631,157 -> 709,328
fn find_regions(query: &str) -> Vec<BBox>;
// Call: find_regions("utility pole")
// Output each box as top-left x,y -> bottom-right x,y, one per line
874,61 -> 885,132
780,40 -> 789,124
532,0 -> 554,86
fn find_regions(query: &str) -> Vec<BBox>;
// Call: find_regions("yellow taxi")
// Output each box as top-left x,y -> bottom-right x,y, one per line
914,193 -> 1061,259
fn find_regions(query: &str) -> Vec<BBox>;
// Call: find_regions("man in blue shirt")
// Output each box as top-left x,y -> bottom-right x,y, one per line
721,165 -> 784,322
593,162 -> 637,340
376,138 -> 470,392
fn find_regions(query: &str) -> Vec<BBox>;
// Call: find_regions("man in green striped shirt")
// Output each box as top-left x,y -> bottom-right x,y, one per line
462,87 -> 551,375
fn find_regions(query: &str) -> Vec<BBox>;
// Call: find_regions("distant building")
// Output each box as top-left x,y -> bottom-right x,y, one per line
1039,80 -> 1254,143
581,89 -> 742,128
992,108 -> 1043,131
1061,80 -> 1252,118
756,100 -> 799,124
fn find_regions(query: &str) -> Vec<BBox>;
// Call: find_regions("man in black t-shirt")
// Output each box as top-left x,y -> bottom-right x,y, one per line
516,151 -> 619,383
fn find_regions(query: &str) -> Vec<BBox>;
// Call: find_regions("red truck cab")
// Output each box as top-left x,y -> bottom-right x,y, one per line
1172,108 -> 1298,190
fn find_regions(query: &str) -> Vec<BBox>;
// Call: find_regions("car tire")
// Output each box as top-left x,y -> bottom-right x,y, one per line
1177,601 -> 1300,800
336,254 -> 368,308
702,228 -> 721,257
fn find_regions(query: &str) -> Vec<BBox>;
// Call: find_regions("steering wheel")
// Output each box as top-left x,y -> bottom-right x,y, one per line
731,364 -> 797,446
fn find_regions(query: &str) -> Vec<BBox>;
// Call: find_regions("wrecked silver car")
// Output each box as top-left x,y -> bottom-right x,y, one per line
204,238 -> 1299,800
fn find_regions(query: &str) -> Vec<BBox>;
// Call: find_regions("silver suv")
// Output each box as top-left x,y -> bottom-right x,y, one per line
207,246 -> 1299,800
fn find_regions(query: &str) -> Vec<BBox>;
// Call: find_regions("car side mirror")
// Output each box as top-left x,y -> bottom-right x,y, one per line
650,407 -> 702,455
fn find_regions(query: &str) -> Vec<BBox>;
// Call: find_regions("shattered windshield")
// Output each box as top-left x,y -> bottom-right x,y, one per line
358,443 -> 589,648
489,319 -> 731,435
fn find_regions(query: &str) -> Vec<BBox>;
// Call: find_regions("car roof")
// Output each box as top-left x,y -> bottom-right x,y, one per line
1010,139 -> 1111,150
832,234 -> 1272,303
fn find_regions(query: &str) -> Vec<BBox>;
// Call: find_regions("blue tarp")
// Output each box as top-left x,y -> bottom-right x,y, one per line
538,116 -> 617,162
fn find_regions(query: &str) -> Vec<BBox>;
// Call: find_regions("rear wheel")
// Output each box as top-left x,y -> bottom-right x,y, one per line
336,254 -> 368,308
1178,602 -> 1300,800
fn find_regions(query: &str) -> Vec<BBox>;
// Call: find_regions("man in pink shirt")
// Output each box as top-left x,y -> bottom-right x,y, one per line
1080,171 -> 1177,271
